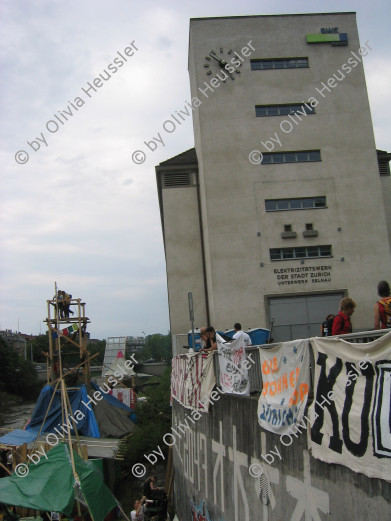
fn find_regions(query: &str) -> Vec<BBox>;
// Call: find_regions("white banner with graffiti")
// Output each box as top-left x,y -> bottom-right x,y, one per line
257,339 -> 311,434
308,331 -> 391,481
217,333 -> 250,396
171,353 -> 216,411
110,388 -> 136,409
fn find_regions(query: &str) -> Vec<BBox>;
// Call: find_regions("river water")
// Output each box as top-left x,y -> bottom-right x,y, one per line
0,402 -> 36,432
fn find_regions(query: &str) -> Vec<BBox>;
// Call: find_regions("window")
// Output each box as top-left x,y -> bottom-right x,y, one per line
265,197 -> 326,212
255,103 -> 315,117
270,245 -> 332,261
305,223 -> 313,231
265,197 -> 326,211
261,150 -> 321,165
251,58 -> 309,70
284,225 -> 292,232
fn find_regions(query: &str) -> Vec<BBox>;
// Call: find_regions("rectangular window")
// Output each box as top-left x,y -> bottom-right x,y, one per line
265,197 -> 326,211
255,103 -> 315,117
261,150 -> 321,165
269,245 -> 332,261
251,58 -> 309,70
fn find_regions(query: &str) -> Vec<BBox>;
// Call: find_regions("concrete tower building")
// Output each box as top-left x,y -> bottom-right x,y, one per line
156,13 -> 391,342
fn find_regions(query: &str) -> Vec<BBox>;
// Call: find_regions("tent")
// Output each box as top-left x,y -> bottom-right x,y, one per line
22,383 -> 137,440
25,384 -> 100,438
0,444 -> 118,521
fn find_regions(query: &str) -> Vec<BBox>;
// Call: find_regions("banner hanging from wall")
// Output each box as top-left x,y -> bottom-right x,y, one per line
216,333 -> 250,396
110,388 -> 137,409
308,332 -> 391,482
257,339 -> 311,434
171,353 -> 216,411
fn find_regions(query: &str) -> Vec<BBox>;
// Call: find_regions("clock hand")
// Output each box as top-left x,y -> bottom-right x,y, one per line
209,53 -> 227,66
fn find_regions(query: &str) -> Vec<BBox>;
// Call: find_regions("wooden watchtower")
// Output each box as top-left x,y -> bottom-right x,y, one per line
44,283 -> 91,385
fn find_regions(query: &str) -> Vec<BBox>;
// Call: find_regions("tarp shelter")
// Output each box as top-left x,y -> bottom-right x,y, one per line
24,384 -> 137,439
26,385 -> 100,438
0,429 -> 37,446
89,382 -> 137,437
103,350 -> 135,377
0,444 -> 118,521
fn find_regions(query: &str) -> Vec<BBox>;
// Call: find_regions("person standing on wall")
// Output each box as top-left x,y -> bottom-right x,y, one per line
332,297 -> 356,335
232,323 -> 252,346
374,280 -> 391,329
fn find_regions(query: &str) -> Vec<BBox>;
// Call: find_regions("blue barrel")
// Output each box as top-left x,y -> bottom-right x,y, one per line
246,328 -> 270,345
187,330 -> 202,351
223,329 -> 236,339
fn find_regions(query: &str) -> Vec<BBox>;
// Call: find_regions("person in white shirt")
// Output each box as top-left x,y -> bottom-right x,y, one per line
232,323 -> 252,346
131,496 -> 146,521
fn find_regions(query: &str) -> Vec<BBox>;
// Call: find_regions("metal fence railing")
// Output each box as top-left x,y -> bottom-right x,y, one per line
211,328 -> 390,396
171,328 -> 390,397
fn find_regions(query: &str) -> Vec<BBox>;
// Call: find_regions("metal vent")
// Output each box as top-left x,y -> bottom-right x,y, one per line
162,172 -> 195,188
378,160 -> 390,176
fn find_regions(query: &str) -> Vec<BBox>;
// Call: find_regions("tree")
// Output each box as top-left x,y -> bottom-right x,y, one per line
87,339 -> 106,364
140,333 -> 171,362
0,337 -> 40,399
122,366 -> 171,474
31,334 -> 50,363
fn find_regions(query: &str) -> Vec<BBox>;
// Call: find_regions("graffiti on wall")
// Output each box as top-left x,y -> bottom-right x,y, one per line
190,499 -> 225,521
174,412 -> 331,521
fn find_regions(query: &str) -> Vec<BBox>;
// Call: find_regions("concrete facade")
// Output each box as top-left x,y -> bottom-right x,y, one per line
172,394 -> 391,520
156,13 -> 391,341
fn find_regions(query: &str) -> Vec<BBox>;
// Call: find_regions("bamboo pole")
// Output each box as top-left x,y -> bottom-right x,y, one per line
29,379 -> 61,460
0,461 -> 11,475
47,298 -> 53,384
64,386 -> 82,455
49,352 -> 99,386
61,379 -> 78,479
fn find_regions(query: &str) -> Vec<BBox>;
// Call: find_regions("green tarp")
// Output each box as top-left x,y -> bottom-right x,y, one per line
0,444 -> 117,521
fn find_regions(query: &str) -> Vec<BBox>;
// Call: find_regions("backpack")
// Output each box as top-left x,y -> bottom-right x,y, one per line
378,297 -> 391,327
321,315 -> 335,337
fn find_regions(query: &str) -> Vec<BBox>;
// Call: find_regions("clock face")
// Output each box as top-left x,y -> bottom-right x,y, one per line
203,48 -> 242,81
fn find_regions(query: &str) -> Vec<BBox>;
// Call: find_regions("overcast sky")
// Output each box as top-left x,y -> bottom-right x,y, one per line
1,0 -> 390,340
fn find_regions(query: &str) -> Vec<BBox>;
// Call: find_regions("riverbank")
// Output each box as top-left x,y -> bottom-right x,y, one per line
0,392 -> 24,407
0,394 -> 36,432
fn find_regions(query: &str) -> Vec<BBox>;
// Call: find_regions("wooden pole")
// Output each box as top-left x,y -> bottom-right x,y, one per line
48,352 -> 99,386
61,379 -> 78,479
29,379 -> 61,460
47,297 -> 53,384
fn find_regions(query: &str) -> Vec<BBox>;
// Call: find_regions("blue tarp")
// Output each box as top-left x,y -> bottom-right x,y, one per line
26,384 -> 100,438
0,429 -> 37,446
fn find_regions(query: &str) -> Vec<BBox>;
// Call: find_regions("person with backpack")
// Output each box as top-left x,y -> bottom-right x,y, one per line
332,297 -> 356,335
374,280 -> 391,329
321,314 -> 335,336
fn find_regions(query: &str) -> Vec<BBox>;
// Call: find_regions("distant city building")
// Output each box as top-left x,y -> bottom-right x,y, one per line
156,12 -> 391,342
0,329 -> 33,358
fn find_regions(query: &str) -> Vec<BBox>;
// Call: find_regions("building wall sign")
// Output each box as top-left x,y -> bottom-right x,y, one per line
306,29 -> 348,46
321,27 -> 339,33
274,265 -> 333,286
